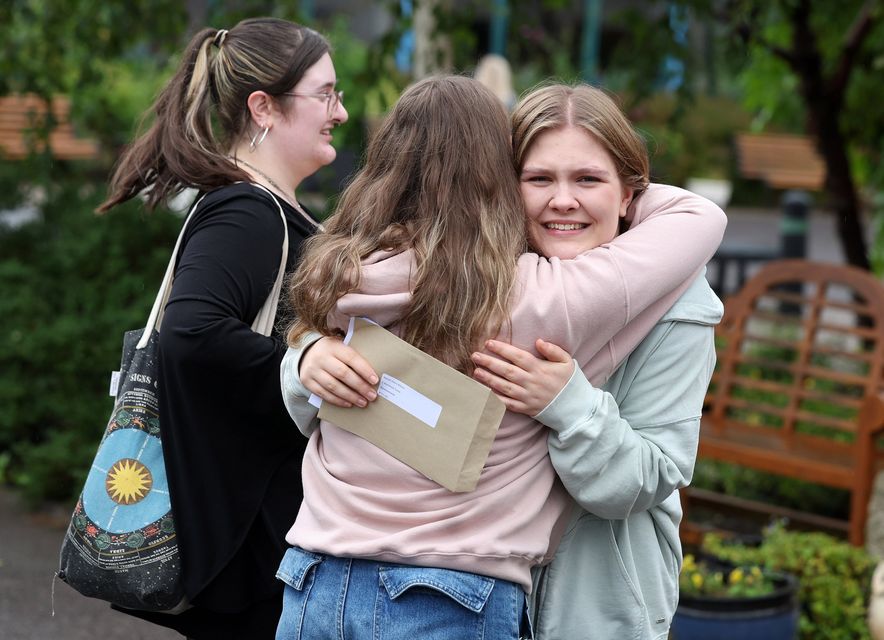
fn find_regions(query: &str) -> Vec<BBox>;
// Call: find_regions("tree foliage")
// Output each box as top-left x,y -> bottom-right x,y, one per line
1,1 -> 186,134
707,0 -> 884,270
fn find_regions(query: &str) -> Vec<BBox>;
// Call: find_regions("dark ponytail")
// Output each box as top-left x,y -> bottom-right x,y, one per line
98,18 -> 329,213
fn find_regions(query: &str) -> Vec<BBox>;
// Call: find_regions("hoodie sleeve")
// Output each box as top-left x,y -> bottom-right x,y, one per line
535,317 -> 715,519
280,332 -> 324,436
510,183 -> 725,384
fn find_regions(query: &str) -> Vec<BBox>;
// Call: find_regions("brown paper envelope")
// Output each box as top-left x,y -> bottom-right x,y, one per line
319,319 -> 505,492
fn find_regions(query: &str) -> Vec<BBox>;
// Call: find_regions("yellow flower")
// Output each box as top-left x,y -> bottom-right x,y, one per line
729,568 -> 744,584
691,573 -> 703,589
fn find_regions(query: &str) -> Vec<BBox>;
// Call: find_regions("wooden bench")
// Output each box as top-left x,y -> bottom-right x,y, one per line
0,94 -> 99,160
683,259 -> 884,546
735,133 -> 825,191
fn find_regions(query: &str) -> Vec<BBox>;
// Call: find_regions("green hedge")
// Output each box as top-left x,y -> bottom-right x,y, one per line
0,174 -> 180,505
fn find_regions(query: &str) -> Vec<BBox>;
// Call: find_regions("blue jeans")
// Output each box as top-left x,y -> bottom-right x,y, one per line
275,547 -> 528,639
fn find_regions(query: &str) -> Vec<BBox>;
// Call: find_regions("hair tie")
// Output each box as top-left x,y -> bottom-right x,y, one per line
213,29 -> 229,48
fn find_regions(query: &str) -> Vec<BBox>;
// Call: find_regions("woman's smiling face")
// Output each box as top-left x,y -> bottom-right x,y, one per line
277,52 -> 348,184
519,125 -> 633,259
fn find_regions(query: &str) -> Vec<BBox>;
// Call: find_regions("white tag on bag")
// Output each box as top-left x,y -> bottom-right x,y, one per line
109,371 -> 121,397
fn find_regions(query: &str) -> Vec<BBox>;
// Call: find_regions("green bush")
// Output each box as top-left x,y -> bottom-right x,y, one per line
0,172 -> 180,505
701,522 -> 877,639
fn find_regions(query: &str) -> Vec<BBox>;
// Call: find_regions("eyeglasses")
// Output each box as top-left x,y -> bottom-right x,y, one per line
282,89 -> 344,116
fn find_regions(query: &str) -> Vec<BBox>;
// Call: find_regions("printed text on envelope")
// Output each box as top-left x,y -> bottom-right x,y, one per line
378,373 -> 442,428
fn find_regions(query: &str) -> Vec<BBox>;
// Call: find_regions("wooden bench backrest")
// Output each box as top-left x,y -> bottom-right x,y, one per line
735,133 -> 825,191
0,94 -> 99,160
707,260 -> 884,444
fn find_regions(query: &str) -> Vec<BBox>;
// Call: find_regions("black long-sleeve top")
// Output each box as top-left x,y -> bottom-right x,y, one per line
157,182 -> 318,611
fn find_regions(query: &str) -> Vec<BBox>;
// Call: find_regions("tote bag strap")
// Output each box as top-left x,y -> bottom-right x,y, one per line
135,184 -> 289,349
247,183 -> 289,336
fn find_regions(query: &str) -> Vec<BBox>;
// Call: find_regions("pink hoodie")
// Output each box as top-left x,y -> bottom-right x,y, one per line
286,184 -> 726,592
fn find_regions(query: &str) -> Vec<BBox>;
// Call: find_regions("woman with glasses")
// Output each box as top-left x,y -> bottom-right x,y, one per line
96,17 -> 347,639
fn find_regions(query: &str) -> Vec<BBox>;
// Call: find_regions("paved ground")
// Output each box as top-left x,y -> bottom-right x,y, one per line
0,487 -> 179,640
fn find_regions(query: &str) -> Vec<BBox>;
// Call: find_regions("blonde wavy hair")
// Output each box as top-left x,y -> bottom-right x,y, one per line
512,83 -> 650,195
288,75 -> 526,372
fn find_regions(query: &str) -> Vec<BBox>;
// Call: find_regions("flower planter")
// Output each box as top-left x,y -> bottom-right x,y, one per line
685,177 -> 733,210
671,571 -> 799,640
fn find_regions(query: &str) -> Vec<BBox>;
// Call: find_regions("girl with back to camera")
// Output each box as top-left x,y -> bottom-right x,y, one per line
278,75 -> 725,639
96,17 -> 346,639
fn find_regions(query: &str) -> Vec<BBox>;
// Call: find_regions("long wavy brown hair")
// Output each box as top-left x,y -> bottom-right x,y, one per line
287,75 -> 526,372
97,18 -> 329,212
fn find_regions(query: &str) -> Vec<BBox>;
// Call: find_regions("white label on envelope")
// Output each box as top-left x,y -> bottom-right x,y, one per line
378,373 -> 442,428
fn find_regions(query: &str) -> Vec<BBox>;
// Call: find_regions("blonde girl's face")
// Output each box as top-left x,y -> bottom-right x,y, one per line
519,125 -> 633,260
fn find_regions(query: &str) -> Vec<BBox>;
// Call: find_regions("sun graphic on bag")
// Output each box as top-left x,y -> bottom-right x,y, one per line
105,458 -> 153,505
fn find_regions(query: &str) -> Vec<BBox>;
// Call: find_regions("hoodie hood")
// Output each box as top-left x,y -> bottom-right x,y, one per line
330,249 -> 416,332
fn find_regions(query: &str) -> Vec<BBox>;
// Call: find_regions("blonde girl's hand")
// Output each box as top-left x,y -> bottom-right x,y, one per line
470,338 -> 575,416
300,337 -> 379,408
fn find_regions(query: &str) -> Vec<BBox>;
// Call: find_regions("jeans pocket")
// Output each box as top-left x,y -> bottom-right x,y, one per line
379,566 -> 495,612
276,546 -> 323,591
377,566 -> 508,640
275,548 -> 324,640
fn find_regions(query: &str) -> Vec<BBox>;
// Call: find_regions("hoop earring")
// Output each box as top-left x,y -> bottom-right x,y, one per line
249,125 -> 270,152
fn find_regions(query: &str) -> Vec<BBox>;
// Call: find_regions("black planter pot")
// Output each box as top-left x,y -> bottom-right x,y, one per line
671,571 -> 800,640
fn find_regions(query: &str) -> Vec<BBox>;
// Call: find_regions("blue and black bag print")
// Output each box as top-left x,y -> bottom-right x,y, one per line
57,327 -> 186,612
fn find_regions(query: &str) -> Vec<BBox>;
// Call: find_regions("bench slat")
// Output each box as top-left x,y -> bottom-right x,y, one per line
735,133 -> 825,191
699,423 -> 856,488
722,376 -> 864,410
725,353 -> 876,388
721,396 -> 859,432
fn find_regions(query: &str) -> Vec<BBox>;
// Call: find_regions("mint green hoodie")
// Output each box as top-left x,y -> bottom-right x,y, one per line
530,274 -> 722,639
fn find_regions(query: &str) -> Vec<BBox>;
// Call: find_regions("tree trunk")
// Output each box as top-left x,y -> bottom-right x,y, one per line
816,118 -> 870,270
789,0 -> 870,270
